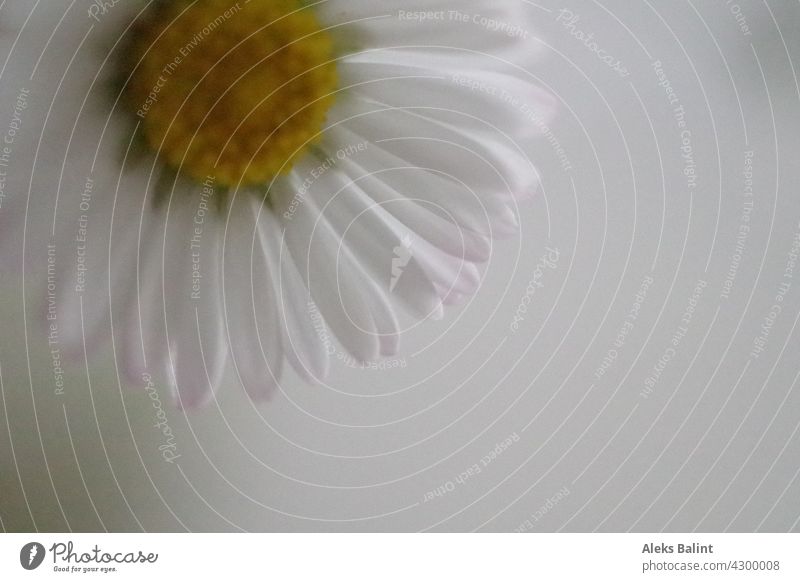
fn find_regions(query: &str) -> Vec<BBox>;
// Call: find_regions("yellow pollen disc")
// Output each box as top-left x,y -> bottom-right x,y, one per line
125,0 -> 338,189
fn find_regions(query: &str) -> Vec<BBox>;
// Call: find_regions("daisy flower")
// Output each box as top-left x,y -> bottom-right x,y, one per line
0,0 -> 554,408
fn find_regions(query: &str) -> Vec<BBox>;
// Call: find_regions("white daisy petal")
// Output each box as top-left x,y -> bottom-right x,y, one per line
162,188 -> 227,409
222,195 -> 282,401
436,286 -> 467,307
259,206 -> 331,381
120,205 -> 170,385
363,276 -> 401,357
318,0 -> 545,62
54,192 -> 139,360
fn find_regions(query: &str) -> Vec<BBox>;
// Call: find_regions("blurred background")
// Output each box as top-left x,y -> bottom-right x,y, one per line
1,0 -> 799,532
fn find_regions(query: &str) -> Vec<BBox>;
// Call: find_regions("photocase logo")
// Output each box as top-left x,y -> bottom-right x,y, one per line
390,234 -> 414,293
87,0 -> 123,22
20,542 -> 46,570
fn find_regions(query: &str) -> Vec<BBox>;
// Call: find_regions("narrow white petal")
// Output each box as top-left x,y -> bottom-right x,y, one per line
120,207 -> 170,385
253,201 -> 331,381
162,188 -> 227,409
317,0 -> 546,65
222,195 -> 282,401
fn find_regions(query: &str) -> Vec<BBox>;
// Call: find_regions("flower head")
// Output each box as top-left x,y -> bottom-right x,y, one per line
0,0 -> 555,408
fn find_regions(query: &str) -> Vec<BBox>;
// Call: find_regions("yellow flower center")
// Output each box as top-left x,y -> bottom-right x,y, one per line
125,0 -> 338,189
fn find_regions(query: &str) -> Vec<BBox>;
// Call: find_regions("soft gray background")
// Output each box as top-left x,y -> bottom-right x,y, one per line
1,0 -> 799,532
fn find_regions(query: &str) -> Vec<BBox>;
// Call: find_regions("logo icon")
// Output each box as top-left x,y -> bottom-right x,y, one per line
20,542 -> 46,570
390,234 -> 414,293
